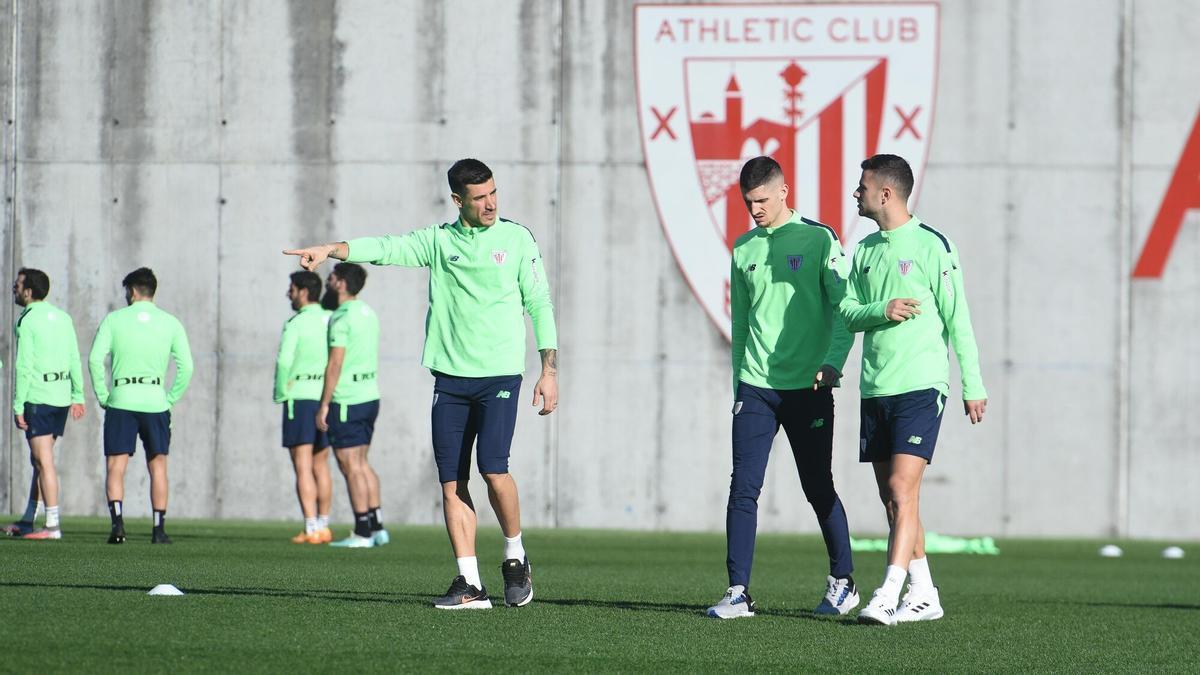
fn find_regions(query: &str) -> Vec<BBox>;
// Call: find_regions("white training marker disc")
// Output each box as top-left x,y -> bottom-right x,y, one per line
1099,544 -> 1123,558
1162,546 -> 1185,560
148,584 -> 185,596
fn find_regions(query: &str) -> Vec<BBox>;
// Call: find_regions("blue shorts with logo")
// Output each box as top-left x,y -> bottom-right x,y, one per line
24,403 -> 69,440
431,372 -> 522,483
281,400 -> 330,449
860,388 -> 946,464
326,400 -> 379,450
104,408 -> 172,456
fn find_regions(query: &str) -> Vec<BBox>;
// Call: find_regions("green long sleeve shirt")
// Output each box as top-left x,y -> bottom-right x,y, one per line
328,299 -> 380,405
730,212 -> 854,394
13,301 -> 85,413
839,216 -> 987,400
345,217 -> 557,378
88,301 -> 194,413
274,303 -> 332,403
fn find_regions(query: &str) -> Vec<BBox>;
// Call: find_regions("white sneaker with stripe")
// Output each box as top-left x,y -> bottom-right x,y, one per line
896,585 -> 944,622
857,588 -> 898,626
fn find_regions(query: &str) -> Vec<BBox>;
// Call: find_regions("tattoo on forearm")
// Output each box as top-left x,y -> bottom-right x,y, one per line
541,349 -> 558,372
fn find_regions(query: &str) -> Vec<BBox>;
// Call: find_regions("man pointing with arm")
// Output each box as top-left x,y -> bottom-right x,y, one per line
285,158 -> 557,609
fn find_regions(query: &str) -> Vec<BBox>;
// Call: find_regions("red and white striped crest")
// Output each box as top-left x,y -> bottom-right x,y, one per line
636,3 -> 939,340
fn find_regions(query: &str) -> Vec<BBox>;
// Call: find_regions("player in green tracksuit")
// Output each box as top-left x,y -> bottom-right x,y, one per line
285,158 -> 557,609
316,262 -> 388,549
89,268 -> 193,544
275,271 -> 334,545
840,154 -> 988,625
3,269 -> 86,540
706,157 -> 860,621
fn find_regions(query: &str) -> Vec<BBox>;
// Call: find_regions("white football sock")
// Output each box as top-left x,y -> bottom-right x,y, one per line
907,556 -> 933,589
304,517 -> 318,534
317,514 -> 329,530
45,505 -> 60,529
504,532 -> 526,561
880,564 -> 907,603
457,556 -> 482,589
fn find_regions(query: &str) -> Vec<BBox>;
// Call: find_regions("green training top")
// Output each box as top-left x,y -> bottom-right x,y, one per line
88,301 -> 194,413
839,216 -> 987,400
327,298 -> 380,405
345,217 -> 557,378
274,303 -> 332,403
730,212 -> 854,394
13,301 -> 85,413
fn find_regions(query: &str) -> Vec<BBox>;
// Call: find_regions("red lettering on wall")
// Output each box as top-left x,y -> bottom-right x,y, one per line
1134,109 -> 1200,278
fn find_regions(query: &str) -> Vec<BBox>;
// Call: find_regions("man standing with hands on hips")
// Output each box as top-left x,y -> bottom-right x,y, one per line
285,158 -> 557,610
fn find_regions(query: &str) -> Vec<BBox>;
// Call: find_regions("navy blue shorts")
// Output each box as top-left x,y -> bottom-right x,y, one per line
104,408 -> 171,456
24,403 -> 68,440
281,400 -> 330,449
431,372 -> 521,483
860,388 -> 946,464
326,400 -> 379,450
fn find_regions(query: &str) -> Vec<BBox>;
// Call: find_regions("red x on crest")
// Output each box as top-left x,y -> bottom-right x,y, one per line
894,105 -> 922,140
651,106 -> 678,141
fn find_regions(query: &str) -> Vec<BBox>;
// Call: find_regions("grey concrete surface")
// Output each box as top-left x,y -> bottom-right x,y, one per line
1,0 -> 1196,539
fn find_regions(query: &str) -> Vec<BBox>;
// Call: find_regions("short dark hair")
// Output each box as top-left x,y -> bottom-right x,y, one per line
447,158 -> 493,196
860,154 -> 914,199
17,268 -> 50,301
122,267 -> 157,297
739,156 -> 784,193
289,271 -> 322,304
331,262 -> 367,296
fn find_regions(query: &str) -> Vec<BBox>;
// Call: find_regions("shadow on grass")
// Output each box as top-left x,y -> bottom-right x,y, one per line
1,580 -> 888,623
1074,601 -> 1200,612
0,580 -> 431,606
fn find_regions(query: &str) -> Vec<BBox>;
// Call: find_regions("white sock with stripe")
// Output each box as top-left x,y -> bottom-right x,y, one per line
304,517 -> 318,534
45,505 -> 60,529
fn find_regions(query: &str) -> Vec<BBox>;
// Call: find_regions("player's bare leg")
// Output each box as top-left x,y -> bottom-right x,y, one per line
147,453 -> 171,543
313,446 -> 333,541
330,445 -> 374,547
23,436 -> 61,538
483,472 -> 521,538
442,480 -> 477,557
860,456 -> 927,624
288,443 -> 318,520
106,455 -> 129,503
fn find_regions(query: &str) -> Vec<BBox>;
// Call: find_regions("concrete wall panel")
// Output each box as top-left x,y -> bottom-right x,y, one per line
3,0 -> 1199,540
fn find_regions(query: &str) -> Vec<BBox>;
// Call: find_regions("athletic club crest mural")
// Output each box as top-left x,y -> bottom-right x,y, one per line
635,3 -> 939,340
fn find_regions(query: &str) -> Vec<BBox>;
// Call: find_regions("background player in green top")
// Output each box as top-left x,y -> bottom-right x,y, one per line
3,269 -> 86,540
275,271 -> 335,545
89,268 -> 193,544
285,158 -> 557,609
840,154 -> 988,625
707,157 -> 859,620
316,263 -> 387,549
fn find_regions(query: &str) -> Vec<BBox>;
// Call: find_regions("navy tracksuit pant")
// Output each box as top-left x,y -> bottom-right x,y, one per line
726,382 -> 854,589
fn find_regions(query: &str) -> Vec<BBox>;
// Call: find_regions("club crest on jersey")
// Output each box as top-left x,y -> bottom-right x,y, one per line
787,255 -> 804,271
491,250 -> 507,265
898,259 -> 914,276
635,3 -> 938,340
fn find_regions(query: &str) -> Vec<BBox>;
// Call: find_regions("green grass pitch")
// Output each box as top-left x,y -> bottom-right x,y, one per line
2,517 -> 1197,672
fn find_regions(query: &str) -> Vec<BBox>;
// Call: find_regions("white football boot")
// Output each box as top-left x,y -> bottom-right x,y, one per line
895,585 -> 944,622
857,589 -> 898,626
814,575 -> 861,615
706,586 -> 756,619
